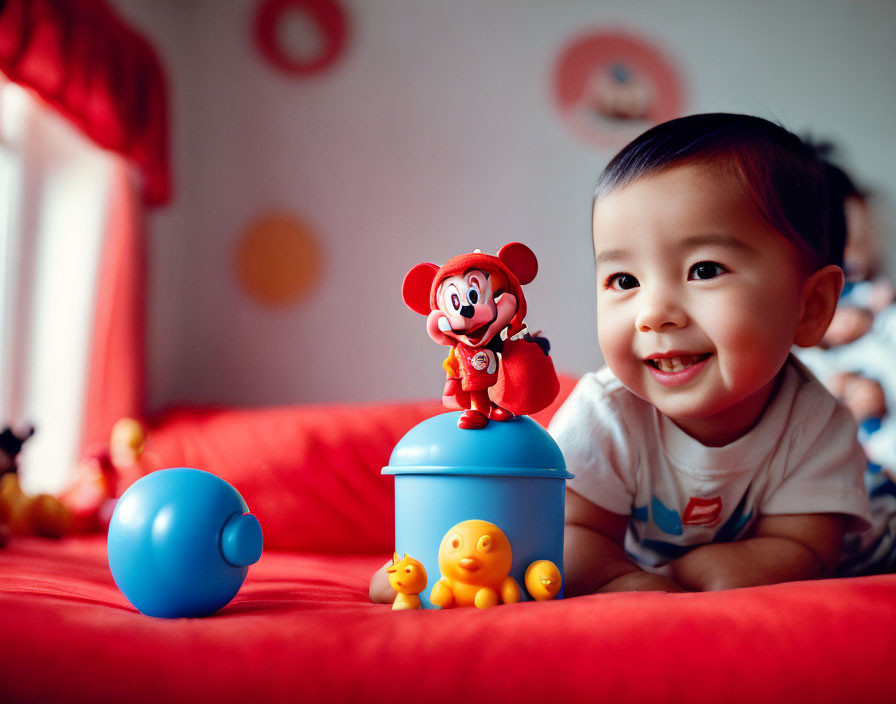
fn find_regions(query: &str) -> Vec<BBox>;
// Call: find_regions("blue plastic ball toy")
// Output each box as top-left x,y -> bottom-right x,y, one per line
108,467 -> 263,618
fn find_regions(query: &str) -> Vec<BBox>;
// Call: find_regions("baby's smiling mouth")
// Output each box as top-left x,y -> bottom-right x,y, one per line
646,353 -> 711,373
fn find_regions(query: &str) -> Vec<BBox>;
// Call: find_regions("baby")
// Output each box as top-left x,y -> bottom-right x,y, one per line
552,113 -> 871,594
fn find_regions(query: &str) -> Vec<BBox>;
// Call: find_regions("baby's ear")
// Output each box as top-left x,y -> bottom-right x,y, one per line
794,265 -> 844,347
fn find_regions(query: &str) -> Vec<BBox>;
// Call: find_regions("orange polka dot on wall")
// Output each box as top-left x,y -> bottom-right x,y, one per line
235,212 -> 323,307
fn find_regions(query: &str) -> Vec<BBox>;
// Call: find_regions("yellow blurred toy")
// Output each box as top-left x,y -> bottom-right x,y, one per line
387,552 -> 428,610
430,520 -> 521,609
0,426 -> 34,547
0,425 -> 70,540
0,473 -> 70,539
524,559 -> 562,601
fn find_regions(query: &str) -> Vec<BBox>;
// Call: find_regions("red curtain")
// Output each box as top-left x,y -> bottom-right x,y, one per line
0,0 -> 171,205
81,161 -> 147,449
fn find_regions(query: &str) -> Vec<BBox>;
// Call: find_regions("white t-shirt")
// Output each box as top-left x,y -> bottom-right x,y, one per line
549,357 -> 871,568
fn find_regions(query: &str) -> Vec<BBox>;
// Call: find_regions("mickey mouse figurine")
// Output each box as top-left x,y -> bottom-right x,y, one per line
402,243 -> 560,429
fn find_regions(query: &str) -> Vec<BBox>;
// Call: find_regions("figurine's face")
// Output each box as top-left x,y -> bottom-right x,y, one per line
432,270 -> 516,348
386,554 -> 428,595
438,520 -> 513,587
592,163 -> 812,445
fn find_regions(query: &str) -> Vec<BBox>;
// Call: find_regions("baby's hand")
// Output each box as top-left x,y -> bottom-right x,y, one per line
369,561 -> 397,604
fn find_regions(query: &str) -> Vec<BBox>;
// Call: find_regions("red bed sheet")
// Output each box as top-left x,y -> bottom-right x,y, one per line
2,536 -> 896,704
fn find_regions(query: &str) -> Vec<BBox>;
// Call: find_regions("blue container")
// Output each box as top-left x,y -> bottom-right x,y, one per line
382,412 -> 572,608
108,468 -> 263,618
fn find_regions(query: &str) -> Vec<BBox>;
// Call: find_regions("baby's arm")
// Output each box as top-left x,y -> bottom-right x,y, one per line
667,513 -> 845,591
565,488 -> 684,594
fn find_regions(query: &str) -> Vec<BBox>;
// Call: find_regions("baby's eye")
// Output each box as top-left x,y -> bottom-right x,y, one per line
688,262 -> 726,281
606,273 -> 639,291
468,289 -> 479,305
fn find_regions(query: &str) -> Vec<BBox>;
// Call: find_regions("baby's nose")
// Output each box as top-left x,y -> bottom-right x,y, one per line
635,294 -> 687,332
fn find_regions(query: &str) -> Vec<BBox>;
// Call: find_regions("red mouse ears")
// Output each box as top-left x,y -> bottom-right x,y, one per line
402,243 -> 539,317
402,262 -> 440,316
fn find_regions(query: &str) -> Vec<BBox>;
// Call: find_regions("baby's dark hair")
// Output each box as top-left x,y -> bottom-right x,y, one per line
595,113 -> 846,270
811,139 -> 867,205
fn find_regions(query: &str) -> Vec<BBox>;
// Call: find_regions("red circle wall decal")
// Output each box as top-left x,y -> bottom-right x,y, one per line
253,0 -> 348,77
552,30 -> 685,148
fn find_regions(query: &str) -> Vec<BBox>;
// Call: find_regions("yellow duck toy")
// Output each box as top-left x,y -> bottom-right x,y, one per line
524,559 -> 562,601
387,552 -> 428,610
430,519 -> 521,610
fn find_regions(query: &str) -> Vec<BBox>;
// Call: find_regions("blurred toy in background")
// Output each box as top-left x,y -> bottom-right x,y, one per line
108,467 -> 263,618
794,144 -> 896,575
61,417 -> 147,533
429,520 -> 521,609
820,151 -> 896,349
387,552 -> 427,610
0,475 -> 71,540
0,425 -> 71,543
1,426 -> 33,546
796,145 -> 896,481
402,243 -> 560,430
0,425 -> 34,477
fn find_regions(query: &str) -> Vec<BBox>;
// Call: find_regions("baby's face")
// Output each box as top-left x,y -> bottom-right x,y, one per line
592,163 -> 809,445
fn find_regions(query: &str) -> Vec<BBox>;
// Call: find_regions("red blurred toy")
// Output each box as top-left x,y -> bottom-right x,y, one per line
61,418 -> 147,533
402,243 -> 560,429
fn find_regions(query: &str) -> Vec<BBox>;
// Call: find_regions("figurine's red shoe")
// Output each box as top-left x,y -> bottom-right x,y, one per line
458,410 -> 489,430
489,406 -> 514,422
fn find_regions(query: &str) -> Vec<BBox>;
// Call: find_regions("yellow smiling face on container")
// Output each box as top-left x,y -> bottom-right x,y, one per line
438,520 -> 513,590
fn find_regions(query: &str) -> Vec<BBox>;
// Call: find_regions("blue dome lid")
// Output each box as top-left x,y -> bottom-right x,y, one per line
383,412 -> 571,478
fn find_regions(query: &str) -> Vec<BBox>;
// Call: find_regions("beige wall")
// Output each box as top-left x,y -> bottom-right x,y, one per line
114,0 -> 896,409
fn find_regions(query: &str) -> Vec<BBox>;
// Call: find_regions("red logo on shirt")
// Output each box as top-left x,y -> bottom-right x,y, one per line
682,497 -> 723,526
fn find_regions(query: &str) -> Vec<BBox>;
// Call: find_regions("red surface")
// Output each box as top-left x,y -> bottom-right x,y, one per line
0,0 -> 170,204
4,389 -> 896,702
2,536 -> 896,704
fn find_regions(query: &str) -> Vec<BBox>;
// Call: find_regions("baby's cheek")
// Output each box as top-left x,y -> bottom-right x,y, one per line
712,305 -> 794,388
597,319 -> 635,376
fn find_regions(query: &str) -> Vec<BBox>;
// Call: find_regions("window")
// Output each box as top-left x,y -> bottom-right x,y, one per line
0,76 -> 136,493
